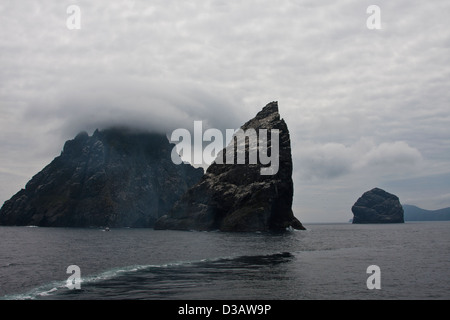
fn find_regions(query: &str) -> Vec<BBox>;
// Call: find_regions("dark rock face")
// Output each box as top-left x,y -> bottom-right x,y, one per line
0,128 -> 203,227
155,102 -> 305,232
352,188 -> 404,224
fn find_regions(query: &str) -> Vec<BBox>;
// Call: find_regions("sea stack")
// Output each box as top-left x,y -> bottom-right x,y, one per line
155,101 -> 305,232
352,188 -> 404,223
0,128 -> 203,227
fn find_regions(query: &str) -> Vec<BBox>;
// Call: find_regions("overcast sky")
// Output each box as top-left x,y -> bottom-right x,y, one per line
1,0 -> 449,223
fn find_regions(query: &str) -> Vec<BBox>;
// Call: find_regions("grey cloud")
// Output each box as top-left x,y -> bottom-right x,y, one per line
22,76 -> 242,138
296,138 -> 423,181
360,140 -> 423,168
296,142 -> 354,180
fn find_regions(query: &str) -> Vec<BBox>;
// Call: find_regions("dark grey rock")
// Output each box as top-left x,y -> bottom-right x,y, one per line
352,188 -> 404,224
0,128 -> 203,227
155,102 -> 305,232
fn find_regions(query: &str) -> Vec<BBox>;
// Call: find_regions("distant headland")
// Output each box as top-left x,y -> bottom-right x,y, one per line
0,102 -> 305,232
403,204 -> 450,221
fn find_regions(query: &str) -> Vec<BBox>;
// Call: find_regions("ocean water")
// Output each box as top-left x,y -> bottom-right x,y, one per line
0,222 -> 449,300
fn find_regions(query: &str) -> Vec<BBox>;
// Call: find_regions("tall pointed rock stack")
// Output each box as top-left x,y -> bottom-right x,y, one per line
155,101 -> 305,231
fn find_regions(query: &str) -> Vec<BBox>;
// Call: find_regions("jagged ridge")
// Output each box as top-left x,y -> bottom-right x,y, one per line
0,128 -> 203,227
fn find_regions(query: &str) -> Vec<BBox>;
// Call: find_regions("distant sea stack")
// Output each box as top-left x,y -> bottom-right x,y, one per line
155,101 -> 305,232
352,188 -> 404,224
0,128 -> 203,227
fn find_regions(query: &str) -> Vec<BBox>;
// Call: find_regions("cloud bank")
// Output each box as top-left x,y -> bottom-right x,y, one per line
297,138 -> 423,180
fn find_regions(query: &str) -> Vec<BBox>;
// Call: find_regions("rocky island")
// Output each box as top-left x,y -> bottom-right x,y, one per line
155,102 -> 305,232
351,187 -> 404,224
0,102 -> 304,232
0,128 -> 203,227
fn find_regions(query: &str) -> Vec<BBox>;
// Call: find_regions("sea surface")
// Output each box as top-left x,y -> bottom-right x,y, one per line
0,222 -> 449,300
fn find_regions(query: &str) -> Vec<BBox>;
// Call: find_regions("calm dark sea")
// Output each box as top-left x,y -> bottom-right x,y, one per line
0,222 -> 449,300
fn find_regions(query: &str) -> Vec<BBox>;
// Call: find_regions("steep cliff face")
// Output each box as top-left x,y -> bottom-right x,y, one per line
0,128 -> 203,227
352,188 -> 404,224
155,102 -> 305,232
